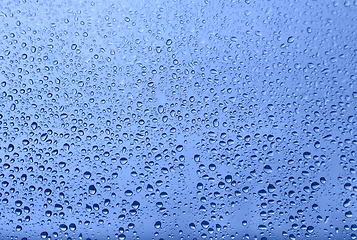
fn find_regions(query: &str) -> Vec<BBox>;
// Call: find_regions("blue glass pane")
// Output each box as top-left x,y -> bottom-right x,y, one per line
0,0 -> 356,239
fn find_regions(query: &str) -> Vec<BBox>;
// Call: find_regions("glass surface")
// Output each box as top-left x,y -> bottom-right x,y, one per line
0,0 -> 356,239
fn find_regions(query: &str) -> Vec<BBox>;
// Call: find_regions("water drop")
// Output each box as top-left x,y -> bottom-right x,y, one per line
287,36 -> 294,43
154,221 -> 161,228
88,185 -> 97,195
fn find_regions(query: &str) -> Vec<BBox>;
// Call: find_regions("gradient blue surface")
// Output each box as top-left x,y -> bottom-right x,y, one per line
0,0 -> 357,239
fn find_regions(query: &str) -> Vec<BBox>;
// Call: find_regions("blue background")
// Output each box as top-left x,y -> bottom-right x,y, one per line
0,0 -> 357,239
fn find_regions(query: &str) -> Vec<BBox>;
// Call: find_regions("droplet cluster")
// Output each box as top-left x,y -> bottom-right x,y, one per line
0,0 -> 356,239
